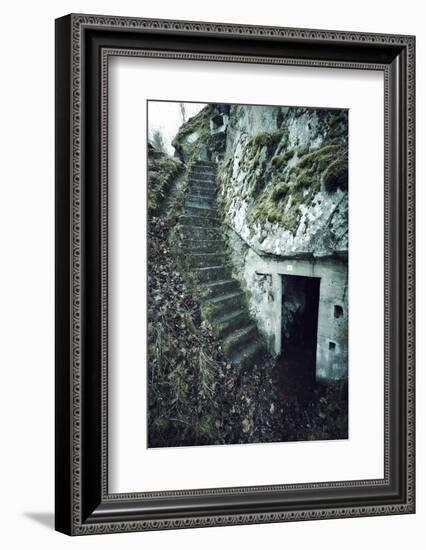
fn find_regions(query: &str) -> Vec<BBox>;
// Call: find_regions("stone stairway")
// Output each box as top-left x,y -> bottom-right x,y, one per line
181,160 -> 268,369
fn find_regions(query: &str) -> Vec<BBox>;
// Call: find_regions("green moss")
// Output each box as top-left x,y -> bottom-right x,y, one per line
171,104 -> 218,162
216,112 -> 348,239
200,301 -> 217,322
248,129 -> 284,150
327,110 -> 348,139
249,131 -> 270,148
246,138 -> 348,234
271,180 -> 290,202
147,152 -> 182,215
323,157 -> 348,192
270,129 -> 285,147
297,144 -> 310,157
293,144 -> 340,172
274,132 -> 289,154
284,148 -> 295,160
271,155 -> 283,169
249,181 -> 295,230
271,147 -> 296,170
172,106 -> 211,144
249,147 -> 262,170
328,110 -> 347,128
295,169 -> 318,190
248,177 -> 304,235
288,143 -> 348,192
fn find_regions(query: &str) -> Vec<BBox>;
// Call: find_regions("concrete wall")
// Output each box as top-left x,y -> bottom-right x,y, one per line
226,231 -> 348,381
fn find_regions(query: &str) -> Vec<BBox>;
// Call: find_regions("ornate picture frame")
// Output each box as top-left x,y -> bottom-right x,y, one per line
55,13 -> 415,535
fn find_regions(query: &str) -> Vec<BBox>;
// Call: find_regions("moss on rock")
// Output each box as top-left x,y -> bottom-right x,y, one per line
323,156 -> 348,192
172,105 -> 216,163
147,146 -> 182,215
246,141 -> 347,235
196,105 -> 348,247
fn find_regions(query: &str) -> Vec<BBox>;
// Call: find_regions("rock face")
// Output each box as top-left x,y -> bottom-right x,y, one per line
218,104 -> 348,259
172,104 -> 230,163
174,104 -> 348,259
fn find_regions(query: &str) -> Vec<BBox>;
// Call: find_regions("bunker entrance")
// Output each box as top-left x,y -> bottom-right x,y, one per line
279,275 -> 320,399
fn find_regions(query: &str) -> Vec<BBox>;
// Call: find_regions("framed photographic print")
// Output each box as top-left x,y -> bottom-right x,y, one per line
55,14 -> 415,535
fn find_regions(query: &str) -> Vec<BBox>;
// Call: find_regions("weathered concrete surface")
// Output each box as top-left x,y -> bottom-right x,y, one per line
224,229 -> 348,381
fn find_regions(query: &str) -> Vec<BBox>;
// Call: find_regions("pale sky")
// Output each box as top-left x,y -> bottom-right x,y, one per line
148,100 -> 207,155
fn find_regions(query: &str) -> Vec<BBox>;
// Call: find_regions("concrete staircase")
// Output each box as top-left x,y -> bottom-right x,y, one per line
181,160 -> 268,369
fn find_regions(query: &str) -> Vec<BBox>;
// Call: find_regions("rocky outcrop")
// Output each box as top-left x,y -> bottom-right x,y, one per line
217,105 -> 348,259
172,104 -> 230,163
174,104 -> 348,259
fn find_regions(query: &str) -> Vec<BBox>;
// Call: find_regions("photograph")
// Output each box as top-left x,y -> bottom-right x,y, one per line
147,100 -> 349,448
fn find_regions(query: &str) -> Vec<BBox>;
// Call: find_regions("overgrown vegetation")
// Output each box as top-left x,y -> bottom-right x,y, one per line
171,104 -> 218,164
277,377 -> 348,442
147,145 -> 284,446
246,140 -> 348,234
147,143 -> 182,215
147,194 -> 284,447
323,156 -> 349,192
248,129 -> 285,150
217,107 -> 348,237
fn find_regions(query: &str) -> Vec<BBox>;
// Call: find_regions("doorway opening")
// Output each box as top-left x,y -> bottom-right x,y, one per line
278,274 -> 320,400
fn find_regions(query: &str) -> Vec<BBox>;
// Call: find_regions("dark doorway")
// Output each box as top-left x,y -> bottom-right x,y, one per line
278,275 -> 320,400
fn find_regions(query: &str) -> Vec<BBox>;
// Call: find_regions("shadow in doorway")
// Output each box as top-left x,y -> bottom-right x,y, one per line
278,274 -> 320,404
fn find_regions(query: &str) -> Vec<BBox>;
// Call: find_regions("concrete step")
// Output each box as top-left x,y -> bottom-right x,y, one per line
185,203 -> 219,217
189,173 -> 215,182
185,193 -> 217,204
188,187 -> 215,197
193,160 -> 216,168
229,339 -> 266,369
188,170 -> 216,181
188,185 -> 216,194
188,187 -> 216,197
191,168 -> 216,174
191,163 -> 216,170
204,278 -> 240,297
194,265 -> 230,283
180,214 -> 220,228
186,195 -> 217,208
181,225 -> 223,240
189,252 -> 227,268
187,184 -> 216,195
185,239 -> 225,253
222,324 -> 258,357
190,174 -> 216,182
189,169 -> 215,176
214,308 -> 251,338
190,166 -> 216,174
207,290 -> 245,317
188,186 -> 216,198
188,182 -> 215,191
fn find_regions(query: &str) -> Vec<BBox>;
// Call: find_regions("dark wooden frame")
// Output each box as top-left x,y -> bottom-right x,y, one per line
55,13 -> 415,535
